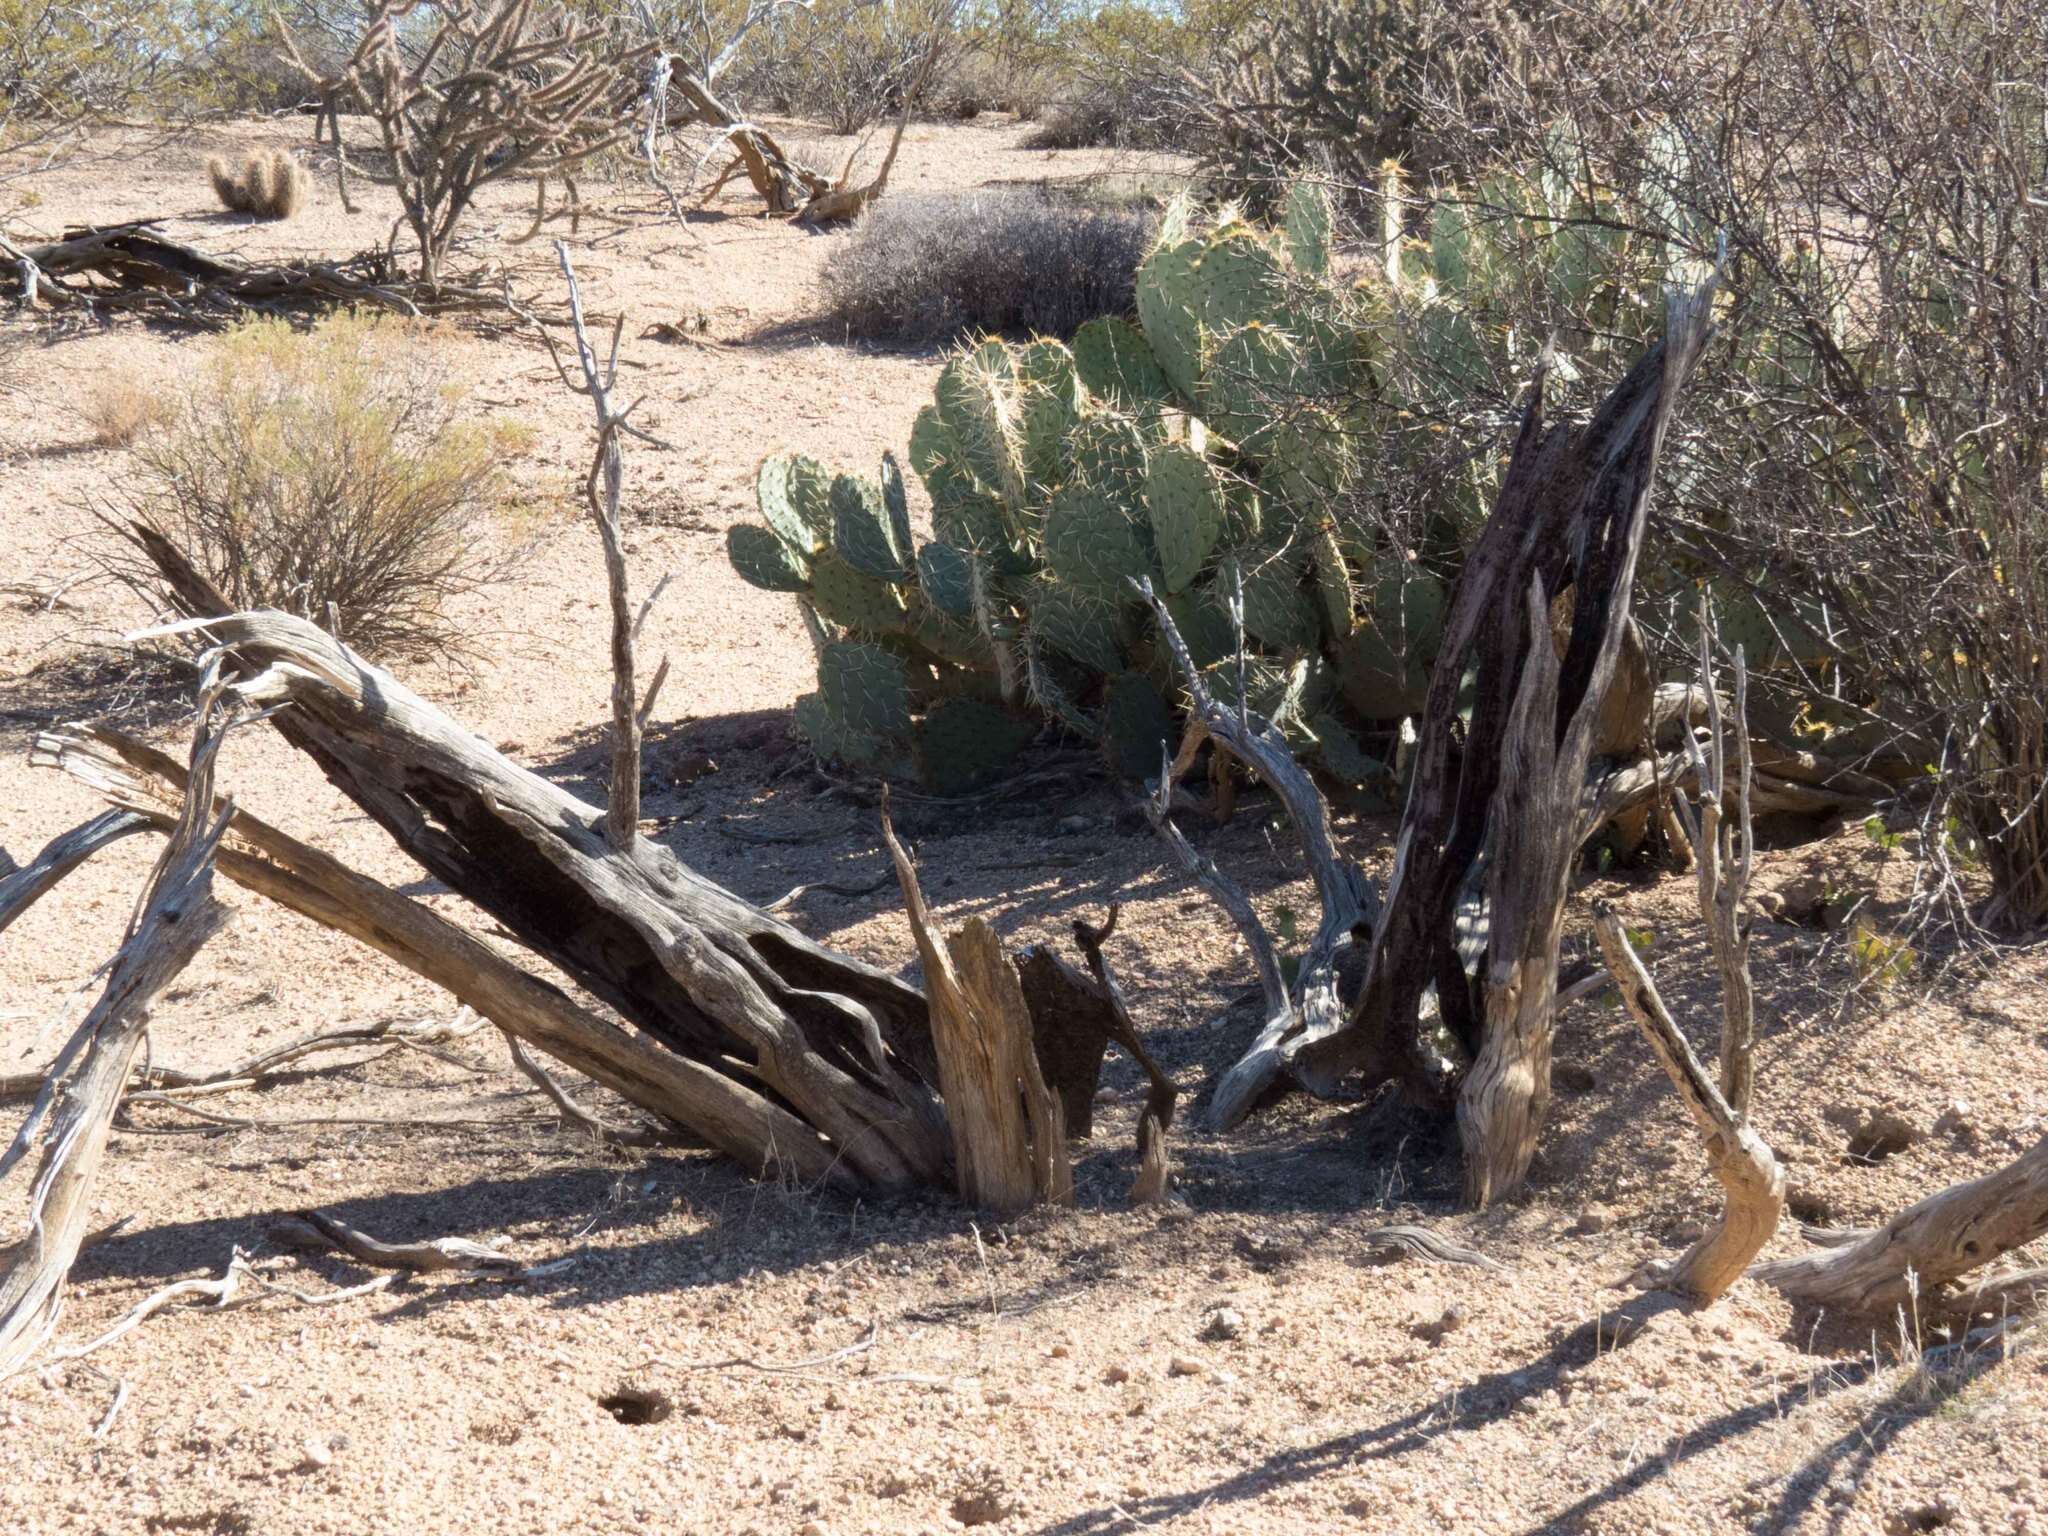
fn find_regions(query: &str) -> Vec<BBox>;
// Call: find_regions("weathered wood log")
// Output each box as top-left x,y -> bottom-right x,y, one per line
117,534 -> 953,1192
671,72 -> 830,214
1752,1134 -> 2048,1313
0,691 -> 231,1377
1287,270 -> 1721,1207
31,722 -> 846,1187
0,221 -> 492,326
1592,909 -> 1784,1302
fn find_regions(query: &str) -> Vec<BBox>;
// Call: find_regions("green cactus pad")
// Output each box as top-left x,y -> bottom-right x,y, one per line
1102,672 -> 1176,780
1283,179 -> 1334,278
1016,340 -> 1082,502
1027,577 -> 1128,674
1162,588 -> 1238,670
1200,323 -> 1303,458
1135,236 -> 1205,401
1305,711 -> 1385,789
1145,442 -> 1226,595
905,597 -> 995,670
1072,317 -> 1175,415
809,550 -> 910,634
1337,562 -> 1448,718
831,472 -> 911,582
1232,551 -> 1323,653
915,697 -> 1036,796
758,453 -> 833,554
818,640 -> 914,742
1310,523 -> 1354,633
915,541 -> 975,617
727,523 -> 812,592
1191,230 -> 1291,338
793,691 -> 886,769
1043,483 -> 1157,599
935,341 -> 1028,516
908,405 -> 957,481
880,450 -> 914,542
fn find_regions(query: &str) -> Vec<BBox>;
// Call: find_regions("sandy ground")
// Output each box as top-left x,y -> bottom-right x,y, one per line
2,117 -> 2045,1536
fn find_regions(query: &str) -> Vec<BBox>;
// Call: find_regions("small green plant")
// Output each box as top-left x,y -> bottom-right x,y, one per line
1850,921 -> 1916,990
123,312 -> 508,658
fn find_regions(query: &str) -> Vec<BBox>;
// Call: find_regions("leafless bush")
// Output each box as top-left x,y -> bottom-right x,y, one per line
819,188 -> 1155,344
1399,1 -> 2048,933
118,313 -> 509,659
207,151 -> 309,219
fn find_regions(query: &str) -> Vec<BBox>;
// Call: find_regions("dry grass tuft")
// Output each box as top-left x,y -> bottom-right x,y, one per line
82,376 -> 172,448
207,150 -> 309,219
820,189 -> 1155,345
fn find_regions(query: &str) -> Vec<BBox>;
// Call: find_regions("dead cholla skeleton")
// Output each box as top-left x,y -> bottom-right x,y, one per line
283,0 -> 657,283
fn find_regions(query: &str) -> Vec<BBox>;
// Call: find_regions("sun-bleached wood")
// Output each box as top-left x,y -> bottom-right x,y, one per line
32,721 -> 851,1187
1592,909 -> 1784,1302
1753,1134 -> 2048,1313
882,809 -> 1070,1215
0,687 -> 232,1377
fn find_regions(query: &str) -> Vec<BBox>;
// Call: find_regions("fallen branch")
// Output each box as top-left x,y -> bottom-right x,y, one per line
1135,584 -> 1377,1131
2,221 -> 507,327
281,1210 -> 523,1273
32,721 -> 853,1188
0,810 -> 152,936
0,678 -> 234,1377
1752,1133 -> 2048,1313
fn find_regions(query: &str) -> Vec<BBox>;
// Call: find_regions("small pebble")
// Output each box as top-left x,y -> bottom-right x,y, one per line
1202,1308 -> 1245,1342
1168,1355 -> 1206,1378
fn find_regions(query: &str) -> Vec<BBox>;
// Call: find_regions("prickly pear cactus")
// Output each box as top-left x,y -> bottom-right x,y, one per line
727,177 -> 1509,791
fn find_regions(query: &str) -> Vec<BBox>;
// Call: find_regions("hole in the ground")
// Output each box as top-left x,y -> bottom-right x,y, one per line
599,1386 -> 674,1426
1787,1188 -> 1837,1225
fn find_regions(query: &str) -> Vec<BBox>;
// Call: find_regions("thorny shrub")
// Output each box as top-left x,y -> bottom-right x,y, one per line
819,187 -> 1155,345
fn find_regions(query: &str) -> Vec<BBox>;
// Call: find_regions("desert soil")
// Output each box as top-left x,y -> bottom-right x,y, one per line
2,116 -> 2045,1536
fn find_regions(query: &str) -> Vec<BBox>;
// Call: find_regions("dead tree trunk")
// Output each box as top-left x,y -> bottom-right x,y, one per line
31,722 -> 852,1187
121,527 -> 950,1192
1286,271 -> 1722,1207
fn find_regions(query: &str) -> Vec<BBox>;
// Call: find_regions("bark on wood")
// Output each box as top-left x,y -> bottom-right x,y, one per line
1592,909 -> 1784,1302
1752,1133 -> 2048,1313
1674,603 -> 1758,1115
882,809 -> 1071,1215
0,810 -> 152,936
0,693 -> 232,1377
1275,271 -> 1720,1208
32,721 -> 857,1190
0,221 -> 489,326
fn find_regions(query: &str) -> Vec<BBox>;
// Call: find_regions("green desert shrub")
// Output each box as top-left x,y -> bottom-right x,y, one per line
125,312 -> 508,658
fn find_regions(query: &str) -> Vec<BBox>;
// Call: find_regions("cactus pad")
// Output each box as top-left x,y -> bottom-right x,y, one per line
1145,442 -> 1226,594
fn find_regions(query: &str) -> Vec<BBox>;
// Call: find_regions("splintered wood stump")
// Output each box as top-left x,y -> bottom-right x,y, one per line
884,811 -> 1071,1215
